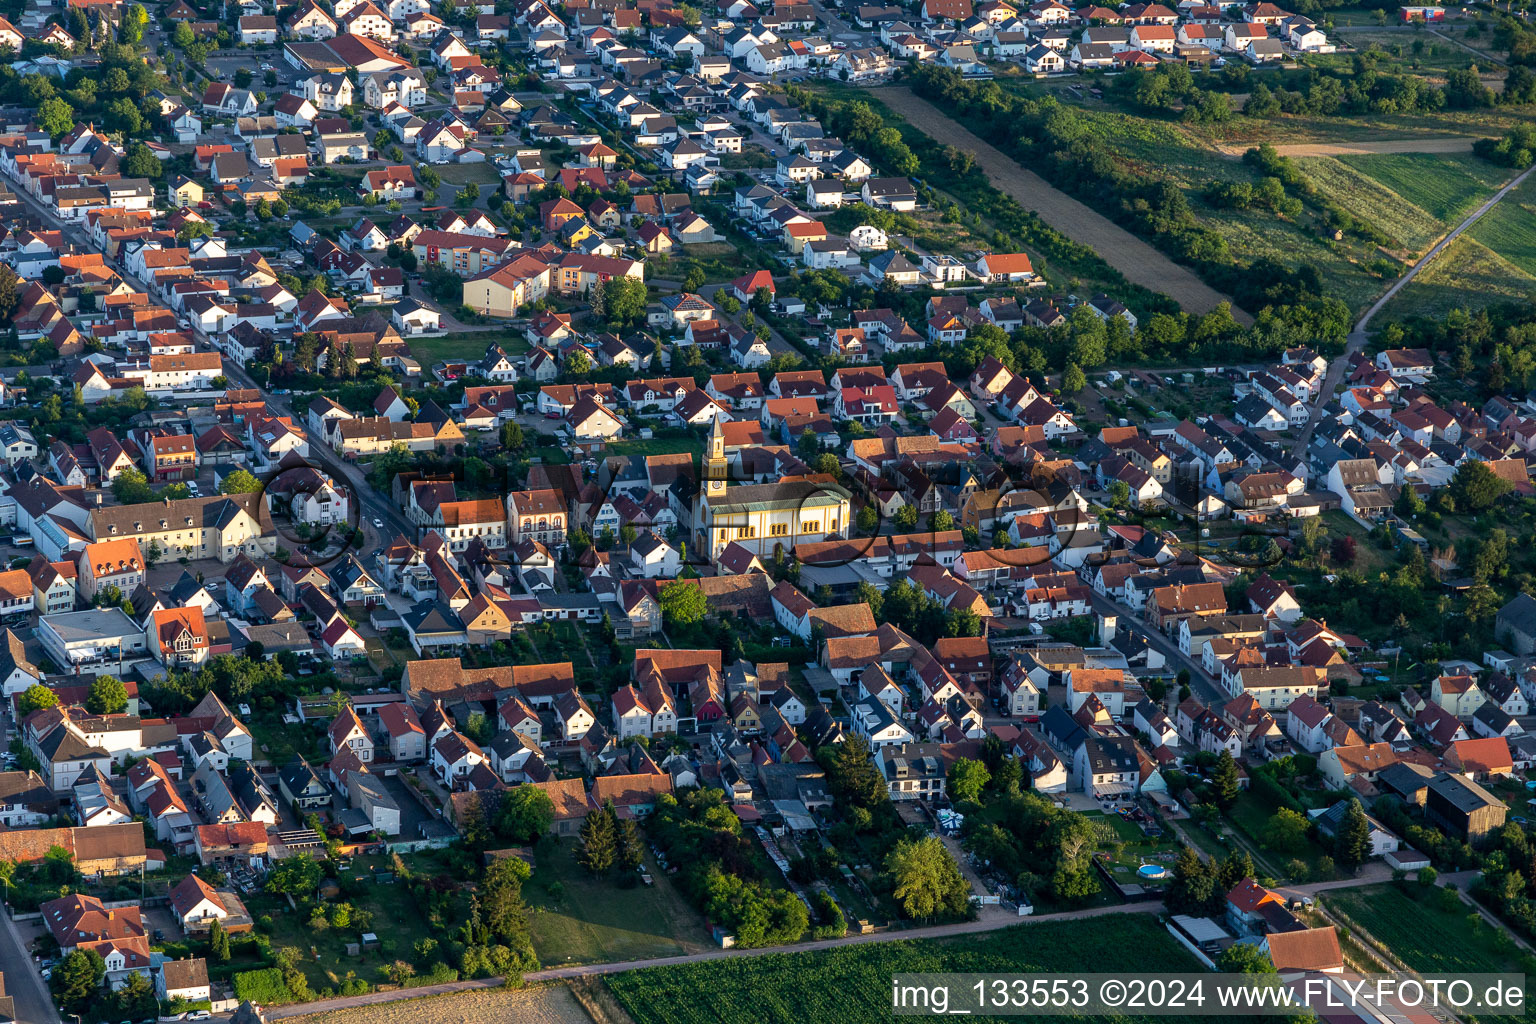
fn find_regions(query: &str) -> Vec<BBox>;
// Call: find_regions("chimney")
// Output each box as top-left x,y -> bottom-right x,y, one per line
1097,611 -> 1117,645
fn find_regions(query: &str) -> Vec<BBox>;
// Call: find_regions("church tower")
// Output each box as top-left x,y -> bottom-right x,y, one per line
704,415 -> 727,497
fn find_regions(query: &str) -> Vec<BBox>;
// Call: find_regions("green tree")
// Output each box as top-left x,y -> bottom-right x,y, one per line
857,504 -> 879,533
931,510 -> 954,532
112,467 -> 154,505
218,469 -> 264,494
1262,807 -> 1310,854
1217,943 -> 1276,974
208,917 -> 231,962
16,684 -> 57,717
1451,459 -> 1512,511
495,785 -> 554,844
565,349 -> 592,377
37,97 -> 74,137
885,836 -> 971,921
948,758 -> 990,804
658,580 -> 708,626
1166,844 -> 1215,915
577,805 -> 617,875
52,949 -> 105,1012
894,504 -> 919,530
499,420 -> 524,452
86,675 -> 128,715
616,816 -> 645,876
1212,750 -> 1240,809
601,276 -> 648,324
1062,363 -> 1086,394
1334,798 -> 1371,870
266,854 -> 322,897
825,735 -> 887,811
480,855 -> 531,947
124,141 -> 161,179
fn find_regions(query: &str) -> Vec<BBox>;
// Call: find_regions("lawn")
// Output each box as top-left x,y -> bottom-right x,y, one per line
1338,152 -> 1511,223
1223,790 -> 1337,884
526,839 -> 708,967
1326,883 -> 1536,977
606,914 -> 1213,1024
602,435 -> 704,459
241,877 -> 440,998
405,331 -> 529,367
434,163 -> 503,186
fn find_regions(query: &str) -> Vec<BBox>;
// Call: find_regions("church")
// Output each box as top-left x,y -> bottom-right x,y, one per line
693,418 -> 853,562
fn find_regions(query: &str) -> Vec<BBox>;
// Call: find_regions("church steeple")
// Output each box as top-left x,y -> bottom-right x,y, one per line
704,415 -> 727,497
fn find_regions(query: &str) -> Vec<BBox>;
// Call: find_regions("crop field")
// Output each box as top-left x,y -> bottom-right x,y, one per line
1296,157 -> 1448,253
1379,235 -> 1536,320
606,914 -> 1209,1024
1469,176 -> 1536,276
1337,153 -> 1510,222
1325,884 -> 1535,977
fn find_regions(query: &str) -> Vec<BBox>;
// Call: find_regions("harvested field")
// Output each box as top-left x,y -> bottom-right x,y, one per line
879,86 -> 1249,322
277,983 -> 591,1024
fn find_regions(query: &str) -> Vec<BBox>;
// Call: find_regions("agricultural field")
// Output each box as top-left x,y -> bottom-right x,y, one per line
526,839 -> 710,967
986,78 -> 1529,314
1337,153 -> 1510,222
1293,157 -> 1447,253
1325,884 -> 1536,977
1469,174 -> 1536,276
283,984 -> 591,1024
605,914 -> 1208,1024
1378,235 -> 1536,321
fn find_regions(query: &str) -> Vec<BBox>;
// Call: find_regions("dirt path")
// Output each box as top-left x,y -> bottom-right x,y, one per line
1214,137 -> 1477,157
275,982 -> 590,1024
879,86 -> 1250,322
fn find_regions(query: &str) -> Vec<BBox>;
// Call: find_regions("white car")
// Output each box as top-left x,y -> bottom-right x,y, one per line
373,518 -> 384,528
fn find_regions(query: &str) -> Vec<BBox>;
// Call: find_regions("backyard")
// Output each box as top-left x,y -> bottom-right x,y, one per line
525,839 -> 710,967
405,331 -> 529,367
1083,810 -> 1181,895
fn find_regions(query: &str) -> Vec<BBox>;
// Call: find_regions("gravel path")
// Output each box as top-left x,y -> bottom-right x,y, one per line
1214,137 -> 1477,157
880,86 -> 1251,322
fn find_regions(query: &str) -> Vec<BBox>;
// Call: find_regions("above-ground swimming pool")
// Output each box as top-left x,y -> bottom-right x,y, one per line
1137,864 -> 1168,880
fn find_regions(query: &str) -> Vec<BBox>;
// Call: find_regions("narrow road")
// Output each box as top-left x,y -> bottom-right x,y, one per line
1289,164 -> 1536,458
1086,592 -> 1227,707
0,907 -> 56,1024
268,903 -> 1164,1019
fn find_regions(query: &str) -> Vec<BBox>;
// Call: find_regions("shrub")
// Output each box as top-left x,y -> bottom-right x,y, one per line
233,968 -> 289,1004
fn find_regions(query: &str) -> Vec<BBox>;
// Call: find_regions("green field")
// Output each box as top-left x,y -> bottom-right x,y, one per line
1338,153 -> 1510,222
527,840 -> 708,967
405,331 -> 529,366
1297,156 -> 1448,252
1326,883 -> 1536,977
606,914 -> 1210,1024
1379,234 -> 1536,320
1469,175 -> 1536,276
